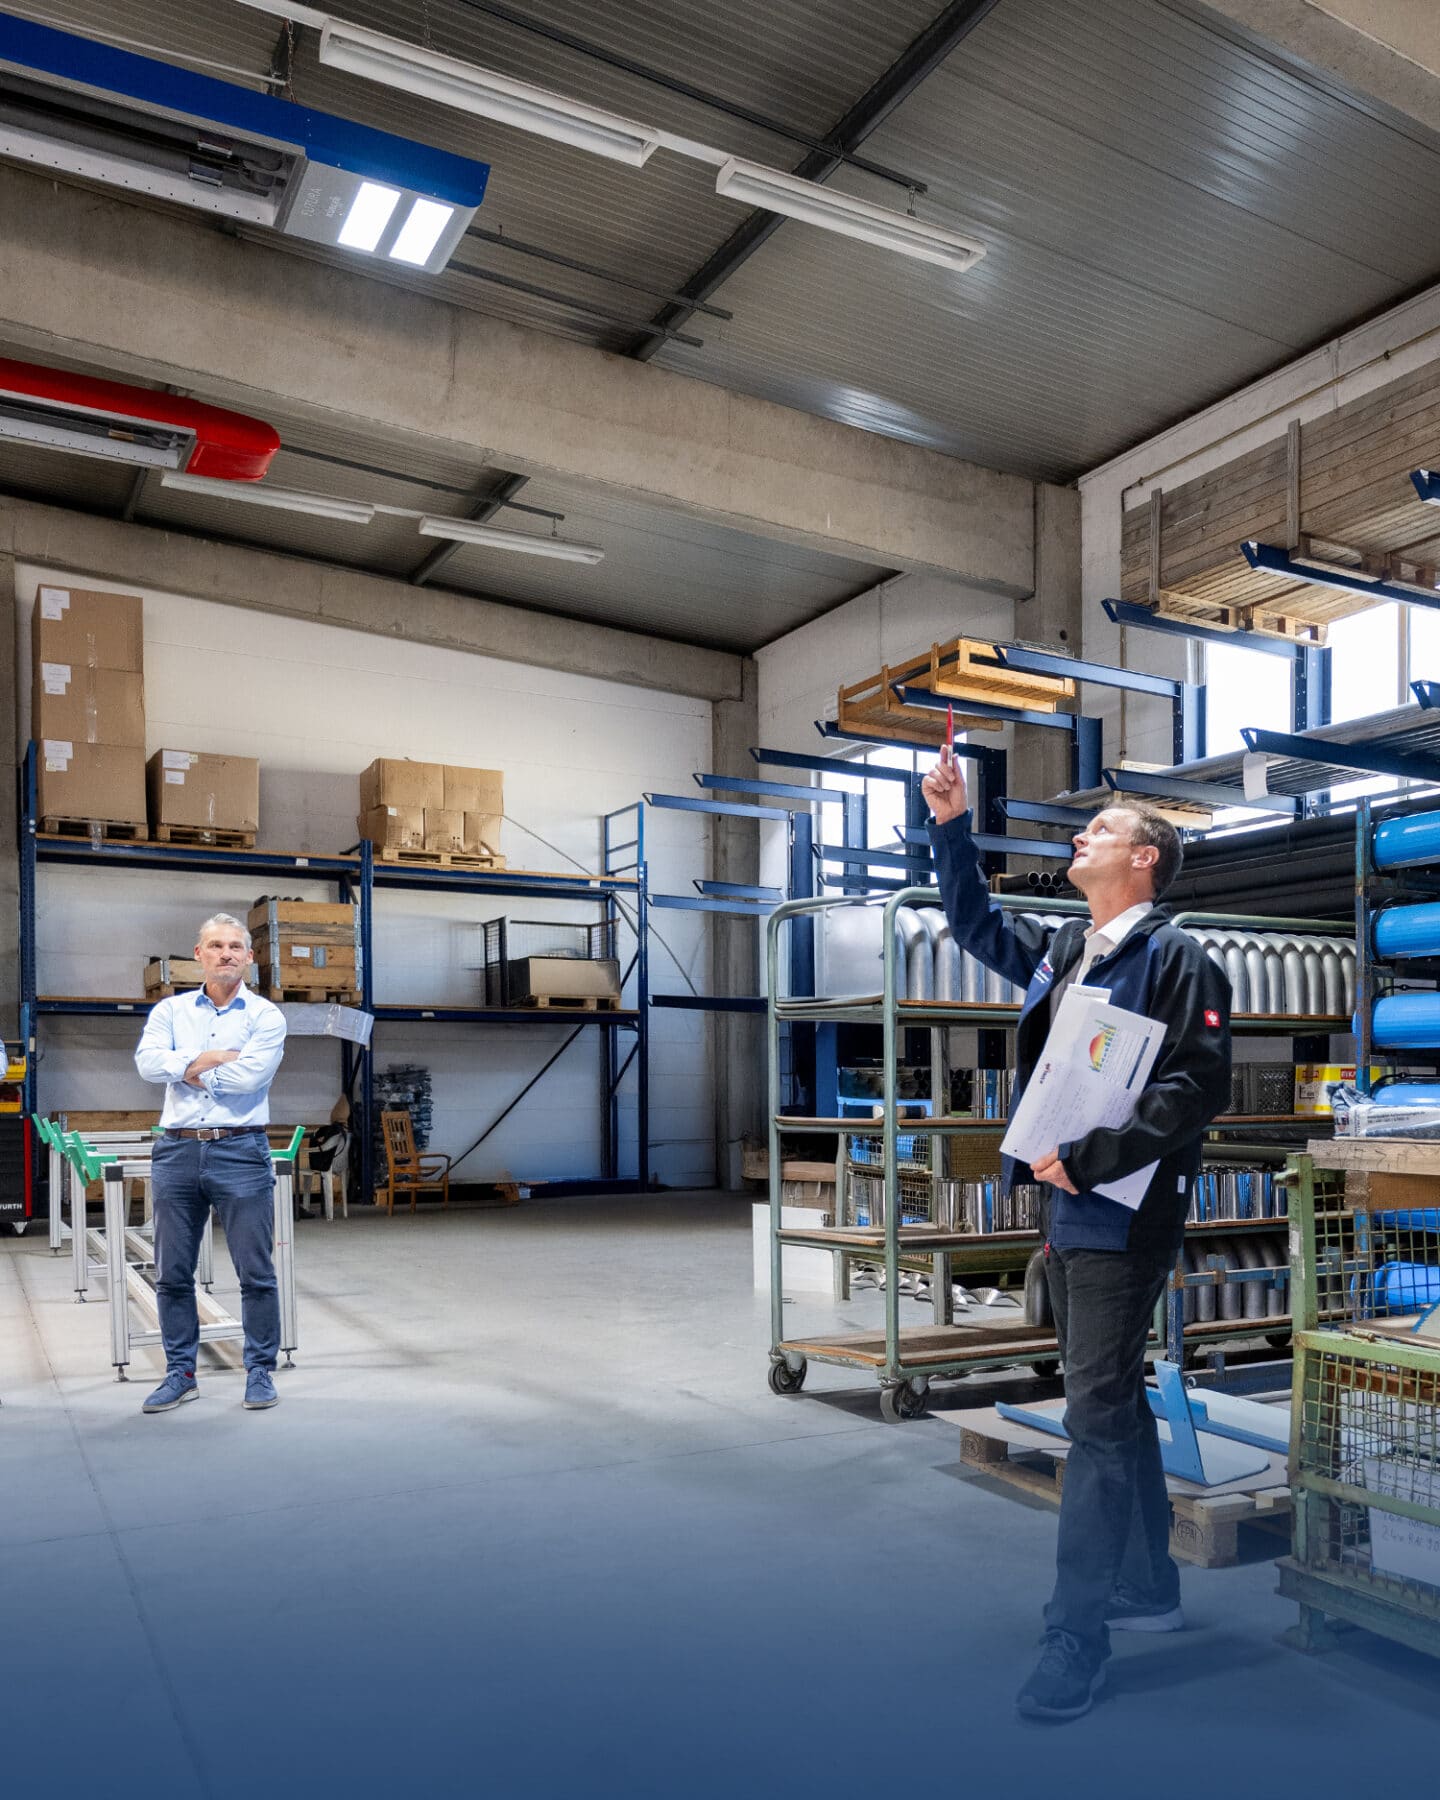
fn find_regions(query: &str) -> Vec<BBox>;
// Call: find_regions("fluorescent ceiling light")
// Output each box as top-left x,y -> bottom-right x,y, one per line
417,516 -> 604,564
161,472 -> 376,524
389,197 -> 455,266
714,158 -> 985,272
316,18 -> 661,166
337,180 -> 400,251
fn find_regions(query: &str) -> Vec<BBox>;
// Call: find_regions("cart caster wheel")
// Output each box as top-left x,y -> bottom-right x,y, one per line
1030,1360 -> 1060,1380
879,1382 -> 928,1424
768,1358 -> 806,1396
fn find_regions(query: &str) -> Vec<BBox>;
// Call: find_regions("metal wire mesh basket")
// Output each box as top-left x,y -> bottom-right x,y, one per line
1311,1189 -> 1440,1327
847,1132 -> 931,1169
846,1166 -> 937,1228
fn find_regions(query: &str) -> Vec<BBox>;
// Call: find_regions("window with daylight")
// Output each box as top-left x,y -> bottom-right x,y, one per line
1203,641 -> 1291,756
1329,603 -> 1402,725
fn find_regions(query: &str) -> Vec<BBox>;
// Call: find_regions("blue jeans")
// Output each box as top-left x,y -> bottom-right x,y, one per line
1042,1243 -> 1179,1657
151,1132 -> 280,1374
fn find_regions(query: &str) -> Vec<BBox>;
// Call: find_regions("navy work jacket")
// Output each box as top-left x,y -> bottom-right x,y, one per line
929,812 -> 1233,1255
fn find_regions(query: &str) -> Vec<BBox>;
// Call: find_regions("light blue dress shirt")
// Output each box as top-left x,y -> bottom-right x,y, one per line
135,987 -> 288,1128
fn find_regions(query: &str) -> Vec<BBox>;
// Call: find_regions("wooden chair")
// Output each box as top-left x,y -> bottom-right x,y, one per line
379,1110 -> 451,1214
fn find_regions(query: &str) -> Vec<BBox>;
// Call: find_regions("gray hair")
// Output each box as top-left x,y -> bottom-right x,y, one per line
197,912 -> 252,950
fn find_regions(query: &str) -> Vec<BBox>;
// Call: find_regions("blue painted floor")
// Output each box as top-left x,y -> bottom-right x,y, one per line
2,1194 -> 1434,1800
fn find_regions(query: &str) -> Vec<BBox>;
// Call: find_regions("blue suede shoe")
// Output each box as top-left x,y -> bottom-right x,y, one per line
243,1368 -> 279,1410
142,1372 -> 198,1414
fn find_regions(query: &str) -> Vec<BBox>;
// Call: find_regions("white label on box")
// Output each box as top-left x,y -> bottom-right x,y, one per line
39,587 -> 69,619
293,946 -> 312,958
41,661 -> 72,694
164,770 -> 186,784
295,857 -> 308,868
43,739 -> 73,771
385,806 -> 398,816
1364,1457 -> 1440,1587
162,750 -> 194,770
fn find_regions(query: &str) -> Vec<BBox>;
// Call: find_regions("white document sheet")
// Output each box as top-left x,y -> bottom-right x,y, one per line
1000,984 -> 1167,1211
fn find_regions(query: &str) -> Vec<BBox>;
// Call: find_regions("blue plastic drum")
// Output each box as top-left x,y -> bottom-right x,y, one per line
1374,809 -> 1440,870
1370,993 -> 1440,1048
1375,902 -> 1440,958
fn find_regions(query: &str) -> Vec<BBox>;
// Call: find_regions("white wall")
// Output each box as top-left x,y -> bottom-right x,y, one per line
1078,278 -> 1440,762
18,565 -> 714,1188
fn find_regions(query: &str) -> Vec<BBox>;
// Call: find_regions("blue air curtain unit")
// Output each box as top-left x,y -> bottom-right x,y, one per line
0,11 -> 488,273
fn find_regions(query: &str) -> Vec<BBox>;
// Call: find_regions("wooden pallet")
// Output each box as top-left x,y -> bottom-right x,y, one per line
373,845 -> 505,869
946,1406 -> 1292,1569
262,985 -> 361,1005
150,824 -> 257,848
514,993 -> 621,1012
40,817 -> 147,841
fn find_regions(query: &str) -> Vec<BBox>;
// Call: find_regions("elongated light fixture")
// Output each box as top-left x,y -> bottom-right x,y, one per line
316,18 -> 661,167
714,157 -> 985,272
416,516 -> 604,564
160,471 -> 376,523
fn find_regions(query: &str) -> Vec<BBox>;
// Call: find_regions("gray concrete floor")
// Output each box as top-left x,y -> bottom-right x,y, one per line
2,1194 -> 1435,1800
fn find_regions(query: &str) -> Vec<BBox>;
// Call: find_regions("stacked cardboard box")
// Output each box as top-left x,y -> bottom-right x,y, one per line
33,585 -> 146,827
357,759 -> 505,862
147,750 -> 261,840
247,899 -> 360,1002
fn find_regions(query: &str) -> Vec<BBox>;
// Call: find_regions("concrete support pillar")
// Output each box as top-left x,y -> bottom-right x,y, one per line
709,657 -> 762,1190
1010,483 -> 1082,815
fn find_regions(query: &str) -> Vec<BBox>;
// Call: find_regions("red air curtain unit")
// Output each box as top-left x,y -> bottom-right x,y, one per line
0,358 -> 280,480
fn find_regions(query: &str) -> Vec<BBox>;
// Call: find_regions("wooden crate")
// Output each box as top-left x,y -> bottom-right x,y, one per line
946,1406 -> 1292,1568
1118,361 -> 1440,643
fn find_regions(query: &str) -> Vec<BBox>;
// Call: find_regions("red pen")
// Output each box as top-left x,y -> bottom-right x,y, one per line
946,701 -> 954,759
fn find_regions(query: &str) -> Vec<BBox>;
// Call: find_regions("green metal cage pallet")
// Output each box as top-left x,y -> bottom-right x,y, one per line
1281,1152 -> 1440,1660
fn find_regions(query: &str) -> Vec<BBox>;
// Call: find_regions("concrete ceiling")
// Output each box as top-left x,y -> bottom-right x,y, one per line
6,0 -> 1440,645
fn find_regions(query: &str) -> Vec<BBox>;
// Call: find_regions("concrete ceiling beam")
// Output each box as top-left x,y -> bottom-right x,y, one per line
0,165 -> 1035,597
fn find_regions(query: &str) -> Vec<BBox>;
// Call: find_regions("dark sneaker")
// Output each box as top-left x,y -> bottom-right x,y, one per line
243,1369 -> 279,1410
1016,1631 -> 1106,1722
1106,1591 -> 1185,1633
142,1372 -> 198,1414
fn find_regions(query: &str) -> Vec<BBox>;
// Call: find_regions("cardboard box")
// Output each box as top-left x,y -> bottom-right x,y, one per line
357,805 -> 425,850
463,811 -> 503,856
33,585 -> 144,672
1295,1064 -> 1382,1116
502,957 -> 621,1005
359,758 -> 443,812
147,751 -> 260,834
33,664 -> 145,747
37,741 -> 146,824
444,764 -> 504,815
423,807 -> 467,853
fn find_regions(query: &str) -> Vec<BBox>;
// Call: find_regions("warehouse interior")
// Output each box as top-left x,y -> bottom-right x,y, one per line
5,0 -> 1440,1793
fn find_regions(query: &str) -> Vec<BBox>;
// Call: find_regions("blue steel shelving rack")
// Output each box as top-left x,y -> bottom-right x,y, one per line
19,744 -> 650,1204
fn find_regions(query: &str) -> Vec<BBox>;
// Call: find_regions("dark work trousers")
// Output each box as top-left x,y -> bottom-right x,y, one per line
1042,1243 -> 1179,1657
151,1132 -> 280,1375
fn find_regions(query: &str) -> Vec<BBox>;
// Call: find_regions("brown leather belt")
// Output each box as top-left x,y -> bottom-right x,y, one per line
164,1127 -> 266,1141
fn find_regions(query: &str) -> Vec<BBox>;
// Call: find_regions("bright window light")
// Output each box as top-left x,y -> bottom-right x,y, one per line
1330,603 -> 1400,724
337,181 -> 400,251
388,197 -> 456,266
1204,641 -> 1291,756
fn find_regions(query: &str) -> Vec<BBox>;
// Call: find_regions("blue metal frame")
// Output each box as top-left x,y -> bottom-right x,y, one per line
1412,469 -> 1440,506
1241,725 -> 1440,786
992,643 -> 1181,699
1103,598 -> 1297,658
693,773 -> 853,807
695,881 -> 782,901
1242,540 -> 1440,616
1413,680 -> 1440,709
754,746 -> 914,784
998,797 -> 1093,829
643,792 -> 789,822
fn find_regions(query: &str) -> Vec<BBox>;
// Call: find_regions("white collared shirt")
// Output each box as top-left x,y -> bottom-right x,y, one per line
1050,900 -> 1155,1019
134,986 -> 287,1128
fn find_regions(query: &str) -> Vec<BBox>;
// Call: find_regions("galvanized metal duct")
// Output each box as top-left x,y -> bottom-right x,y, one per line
1278,938 -> 1308,1016
1319,945 -> 1344,1018
1234,1235 -> 1268,1321
932,916 -> 960,1002
896,907 -> 930,1002
961,946 -> 985,1003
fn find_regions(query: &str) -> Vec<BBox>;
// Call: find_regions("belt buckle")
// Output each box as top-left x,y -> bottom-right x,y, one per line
198,1127 -> 220,1142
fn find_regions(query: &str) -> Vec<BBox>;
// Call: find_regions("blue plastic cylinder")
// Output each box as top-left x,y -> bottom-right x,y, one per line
1374,809 -> 1440,869
1375,903 -> 1440,958
1371,1081 -> 1440,1108
1370,993 -> 1440,1048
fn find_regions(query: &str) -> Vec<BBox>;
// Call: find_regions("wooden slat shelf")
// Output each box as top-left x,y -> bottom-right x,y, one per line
776,1225 -> 1037,1253
778,1321 -> 1059,1371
